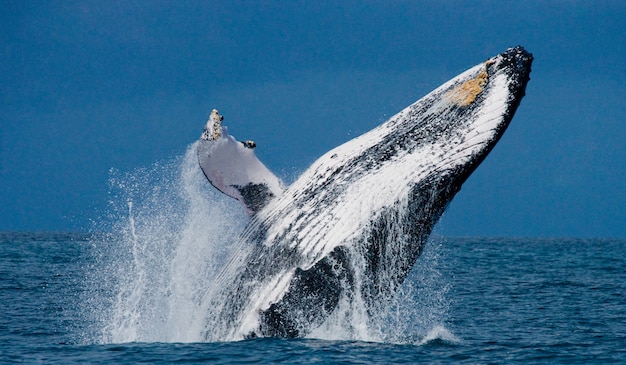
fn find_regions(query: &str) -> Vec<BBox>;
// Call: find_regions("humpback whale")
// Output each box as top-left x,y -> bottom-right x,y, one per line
197,46 -> 532,340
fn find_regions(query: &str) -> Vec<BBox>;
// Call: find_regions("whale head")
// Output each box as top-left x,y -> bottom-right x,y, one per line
254,46 -> 532,267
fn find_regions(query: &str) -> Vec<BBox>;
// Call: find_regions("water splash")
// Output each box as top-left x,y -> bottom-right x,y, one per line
307,237 -> 452,344
84,143 -> 246,343
416,324 -> 461,345
83,143 -> 453,344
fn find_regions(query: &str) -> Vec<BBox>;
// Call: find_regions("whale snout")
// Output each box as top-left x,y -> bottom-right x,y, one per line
492,46 -> 533,84
505,46 -> 533,67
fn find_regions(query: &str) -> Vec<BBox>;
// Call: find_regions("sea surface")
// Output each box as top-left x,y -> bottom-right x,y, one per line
1,232 -> 624,364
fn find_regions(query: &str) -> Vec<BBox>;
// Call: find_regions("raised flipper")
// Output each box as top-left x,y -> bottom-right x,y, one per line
197,109 -> 284,215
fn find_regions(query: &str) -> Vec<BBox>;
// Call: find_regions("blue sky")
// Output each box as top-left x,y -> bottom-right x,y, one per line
1,1 -> 624,238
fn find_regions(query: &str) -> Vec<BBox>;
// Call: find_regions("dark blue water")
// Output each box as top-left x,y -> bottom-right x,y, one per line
1,232 -> 624,363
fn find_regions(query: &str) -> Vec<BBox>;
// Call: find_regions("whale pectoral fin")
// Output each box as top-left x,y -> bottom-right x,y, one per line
197,110 -> 284,214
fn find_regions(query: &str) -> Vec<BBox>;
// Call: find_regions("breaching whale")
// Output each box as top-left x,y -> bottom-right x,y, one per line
197,46 -> 532,340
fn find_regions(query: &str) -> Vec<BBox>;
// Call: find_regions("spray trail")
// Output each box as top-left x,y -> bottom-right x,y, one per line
85,143 -> 246,343
84,143 -> 452,344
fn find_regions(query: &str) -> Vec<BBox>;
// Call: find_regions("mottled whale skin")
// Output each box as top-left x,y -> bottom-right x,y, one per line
199,47 -> 532,340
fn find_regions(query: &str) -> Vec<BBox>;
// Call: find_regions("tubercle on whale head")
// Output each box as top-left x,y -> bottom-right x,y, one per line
499,46 -> 533,70
483,46 -> 533,75
489,46 -> 533,95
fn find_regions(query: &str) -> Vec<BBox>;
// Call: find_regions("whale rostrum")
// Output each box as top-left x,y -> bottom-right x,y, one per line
197,47 -> 532,340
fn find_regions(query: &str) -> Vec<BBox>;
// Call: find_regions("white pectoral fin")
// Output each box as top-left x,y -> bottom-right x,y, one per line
197,130 -> 284,215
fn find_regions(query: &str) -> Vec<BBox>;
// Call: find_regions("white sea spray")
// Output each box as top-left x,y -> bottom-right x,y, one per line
85,143 -> 244,343
83,142 -> 452,344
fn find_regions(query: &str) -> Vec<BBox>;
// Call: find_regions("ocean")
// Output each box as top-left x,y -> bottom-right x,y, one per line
2,149 -> 625,363
1,232 -> 624,364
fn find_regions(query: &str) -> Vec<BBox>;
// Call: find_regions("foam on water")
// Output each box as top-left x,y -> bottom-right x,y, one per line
83,142 -> 453,344
416,325 -> 461,345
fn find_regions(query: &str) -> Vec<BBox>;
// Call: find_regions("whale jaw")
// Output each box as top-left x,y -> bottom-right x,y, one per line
203,47 -> 532,340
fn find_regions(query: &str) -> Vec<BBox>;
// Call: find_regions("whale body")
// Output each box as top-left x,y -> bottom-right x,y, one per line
197,47 -> 532,340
